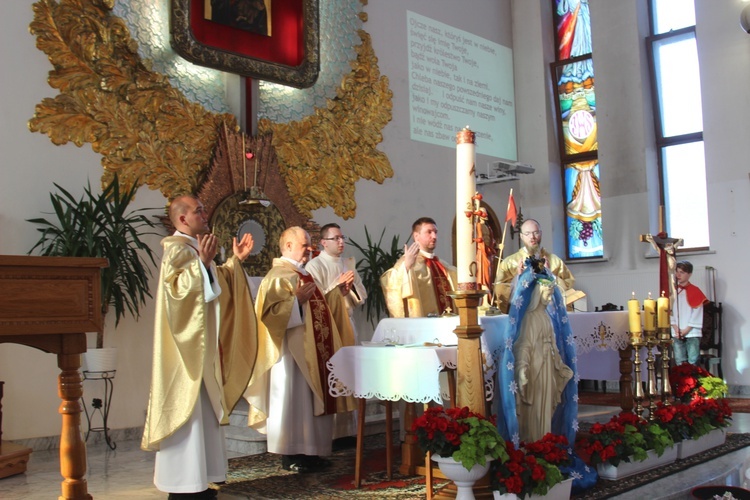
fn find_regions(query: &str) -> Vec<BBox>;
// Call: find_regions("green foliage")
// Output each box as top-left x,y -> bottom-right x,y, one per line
700,376 -> 728,399
27,176 -> 158,345
643,423 -> 675,456
451,417 -> 508,471
348,226 -> 404,325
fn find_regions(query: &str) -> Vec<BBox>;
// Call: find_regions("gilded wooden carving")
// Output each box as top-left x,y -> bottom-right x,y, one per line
27,0 -> 393,222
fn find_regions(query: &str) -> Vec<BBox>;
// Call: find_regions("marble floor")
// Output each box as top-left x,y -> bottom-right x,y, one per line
2,405 -> 750,499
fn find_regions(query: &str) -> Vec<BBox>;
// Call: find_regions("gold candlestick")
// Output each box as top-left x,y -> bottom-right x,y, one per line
631,338 -> 645,417
658,327 -> 673,404
645,329 -> 658,420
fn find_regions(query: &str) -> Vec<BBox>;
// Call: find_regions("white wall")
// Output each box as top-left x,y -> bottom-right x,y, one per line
0,2 -> 165,440
1,0 -> 748,442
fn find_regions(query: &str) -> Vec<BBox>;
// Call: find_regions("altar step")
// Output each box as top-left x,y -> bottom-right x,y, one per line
225,398 -> 397,456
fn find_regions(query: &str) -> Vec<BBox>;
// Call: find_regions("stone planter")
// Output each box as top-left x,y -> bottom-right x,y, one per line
432,454 -> 491,500
493,478 -> 574,500
677,428 -> 726,460
596,445 -> 678,480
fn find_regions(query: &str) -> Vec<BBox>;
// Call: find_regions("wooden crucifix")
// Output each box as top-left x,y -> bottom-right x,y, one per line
639,206 -> 683,305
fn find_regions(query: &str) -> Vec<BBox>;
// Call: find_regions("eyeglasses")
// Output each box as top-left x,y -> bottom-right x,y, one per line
321,235 -> 347,242
521,231 -> 541,237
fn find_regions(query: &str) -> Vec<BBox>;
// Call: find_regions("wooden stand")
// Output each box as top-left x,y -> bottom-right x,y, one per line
432,290 -> 493,499
0,255 -> 106,500
0,380 -> 32,478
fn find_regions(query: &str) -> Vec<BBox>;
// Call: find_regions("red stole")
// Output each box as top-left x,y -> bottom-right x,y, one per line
678,283 -> 708,308
424,256 -> 453,314
298,272 -> 338,414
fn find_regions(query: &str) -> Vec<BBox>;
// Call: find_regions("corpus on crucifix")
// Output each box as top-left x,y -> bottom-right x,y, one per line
639,206 -> 683,304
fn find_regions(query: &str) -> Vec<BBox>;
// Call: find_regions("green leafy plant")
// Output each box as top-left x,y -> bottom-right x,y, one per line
348,226 -> 404,325
27,176 -> 158,348
412,406 -> 508,471
670,364 -> 727,402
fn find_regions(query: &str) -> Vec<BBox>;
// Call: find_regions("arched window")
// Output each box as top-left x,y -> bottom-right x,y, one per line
551,0 -> 603,259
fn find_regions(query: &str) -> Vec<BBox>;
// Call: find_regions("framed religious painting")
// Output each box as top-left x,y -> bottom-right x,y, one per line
171,0 -> 320,88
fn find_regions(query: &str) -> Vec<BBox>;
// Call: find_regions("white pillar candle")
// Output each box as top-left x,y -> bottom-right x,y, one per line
456,126 -> 477,289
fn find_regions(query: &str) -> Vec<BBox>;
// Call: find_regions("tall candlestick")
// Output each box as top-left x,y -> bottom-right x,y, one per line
456,126 -> 477,289
643,292 -> 657,331
627,292 -> 642,336
657,292 -> 670,328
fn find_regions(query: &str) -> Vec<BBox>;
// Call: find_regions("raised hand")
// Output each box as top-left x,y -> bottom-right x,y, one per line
233,233 -> 255,262
197,233 -> 218,268
403,241 -> 420,270
296,280 -> 317,305
337,270 -> 355,295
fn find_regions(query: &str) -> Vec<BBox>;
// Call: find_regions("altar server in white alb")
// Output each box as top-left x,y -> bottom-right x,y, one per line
671,260 -> 708,365
305,223 -> 367,344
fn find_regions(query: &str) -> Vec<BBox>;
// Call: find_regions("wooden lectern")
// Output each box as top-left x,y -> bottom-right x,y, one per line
0,255 -> 107,500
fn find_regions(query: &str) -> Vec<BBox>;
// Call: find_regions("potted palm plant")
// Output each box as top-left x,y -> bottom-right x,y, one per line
348,226 -> 404,325
27,176 -> 158,371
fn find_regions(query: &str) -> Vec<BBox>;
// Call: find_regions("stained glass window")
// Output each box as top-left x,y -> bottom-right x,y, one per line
552,0 -> 603,259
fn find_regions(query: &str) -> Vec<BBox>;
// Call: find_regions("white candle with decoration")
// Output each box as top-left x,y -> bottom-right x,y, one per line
456,126 -> 477,289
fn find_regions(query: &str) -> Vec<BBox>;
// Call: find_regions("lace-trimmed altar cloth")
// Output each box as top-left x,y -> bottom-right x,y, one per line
327,346 -> 457,403
368,312 -> 631,384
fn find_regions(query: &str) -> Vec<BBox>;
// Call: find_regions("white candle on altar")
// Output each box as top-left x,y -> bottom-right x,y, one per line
456,126 -> 477,288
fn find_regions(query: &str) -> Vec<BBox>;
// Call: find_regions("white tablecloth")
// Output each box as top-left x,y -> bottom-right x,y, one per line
327,346 -> 457,403
370,311 -> 632,381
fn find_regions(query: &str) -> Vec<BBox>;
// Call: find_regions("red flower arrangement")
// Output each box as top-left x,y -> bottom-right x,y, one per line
575,411 -> 673,467
412,406 -> 506,470
670,364 -> 728,403
652,398 -> 732,442
492,434 -> 567,499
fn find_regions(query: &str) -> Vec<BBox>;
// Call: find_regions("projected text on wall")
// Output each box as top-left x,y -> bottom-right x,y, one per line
407,11 -> 516,160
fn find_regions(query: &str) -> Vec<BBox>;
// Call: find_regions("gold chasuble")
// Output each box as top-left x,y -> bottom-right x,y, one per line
141,236 -> 257,452
380,253 -> 457,318
494,247 -> 575,313
246,259 -> 354,429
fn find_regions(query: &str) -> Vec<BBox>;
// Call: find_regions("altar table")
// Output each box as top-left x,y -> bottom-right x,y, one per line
371,311 -> 632,382
365,311 -> 643,474
327,345 -> 459,485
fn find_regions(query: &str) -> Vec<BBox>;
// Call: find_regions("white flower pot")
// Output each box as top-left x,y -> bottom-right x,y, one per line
596,445 -> 678,480
432,454 -> 491,500
493,478 -> 573,500
677,428 -> 726,459
82,347 -> 118,373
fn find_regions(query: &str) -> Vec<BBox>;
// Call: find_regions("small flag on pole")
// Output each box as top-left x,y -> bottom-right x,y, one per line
505,191 -> 517,226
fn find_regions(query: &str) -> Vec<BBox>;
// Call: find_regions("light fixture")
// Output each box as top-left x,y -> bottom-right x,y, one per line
238,143 -> 271,206
741,4 -> 750,33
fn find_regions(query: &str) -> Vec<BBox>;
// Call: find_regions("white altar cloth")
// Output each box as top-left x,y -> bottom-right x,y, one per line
327,346 -> 456,403
370,311 -> 633,381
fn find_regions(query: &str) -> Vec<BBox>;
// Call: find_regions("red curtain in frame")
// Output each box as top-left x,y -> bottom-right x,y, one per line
171,0 -> 319,88
190,0 -> 304,67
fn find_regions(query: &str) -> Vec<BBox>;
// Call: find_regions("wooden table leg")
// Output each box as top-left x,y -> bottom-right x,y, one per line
354,397 -> 366,488
57,353 -> 91,500
399,402 -> 420,475
385,400 -> 393,479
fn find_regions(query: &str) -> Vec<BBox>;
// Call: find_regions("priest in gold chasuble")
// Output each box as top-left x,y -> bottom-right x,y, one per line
141,195 -> 257,497
244,226 -> 355,473
381,217 -> 457,318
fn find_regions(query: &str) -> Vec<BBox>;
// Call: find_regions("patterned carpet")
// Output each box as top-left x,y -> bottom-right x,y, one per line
220,432 -> 448,499
219,432 -> 750,499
